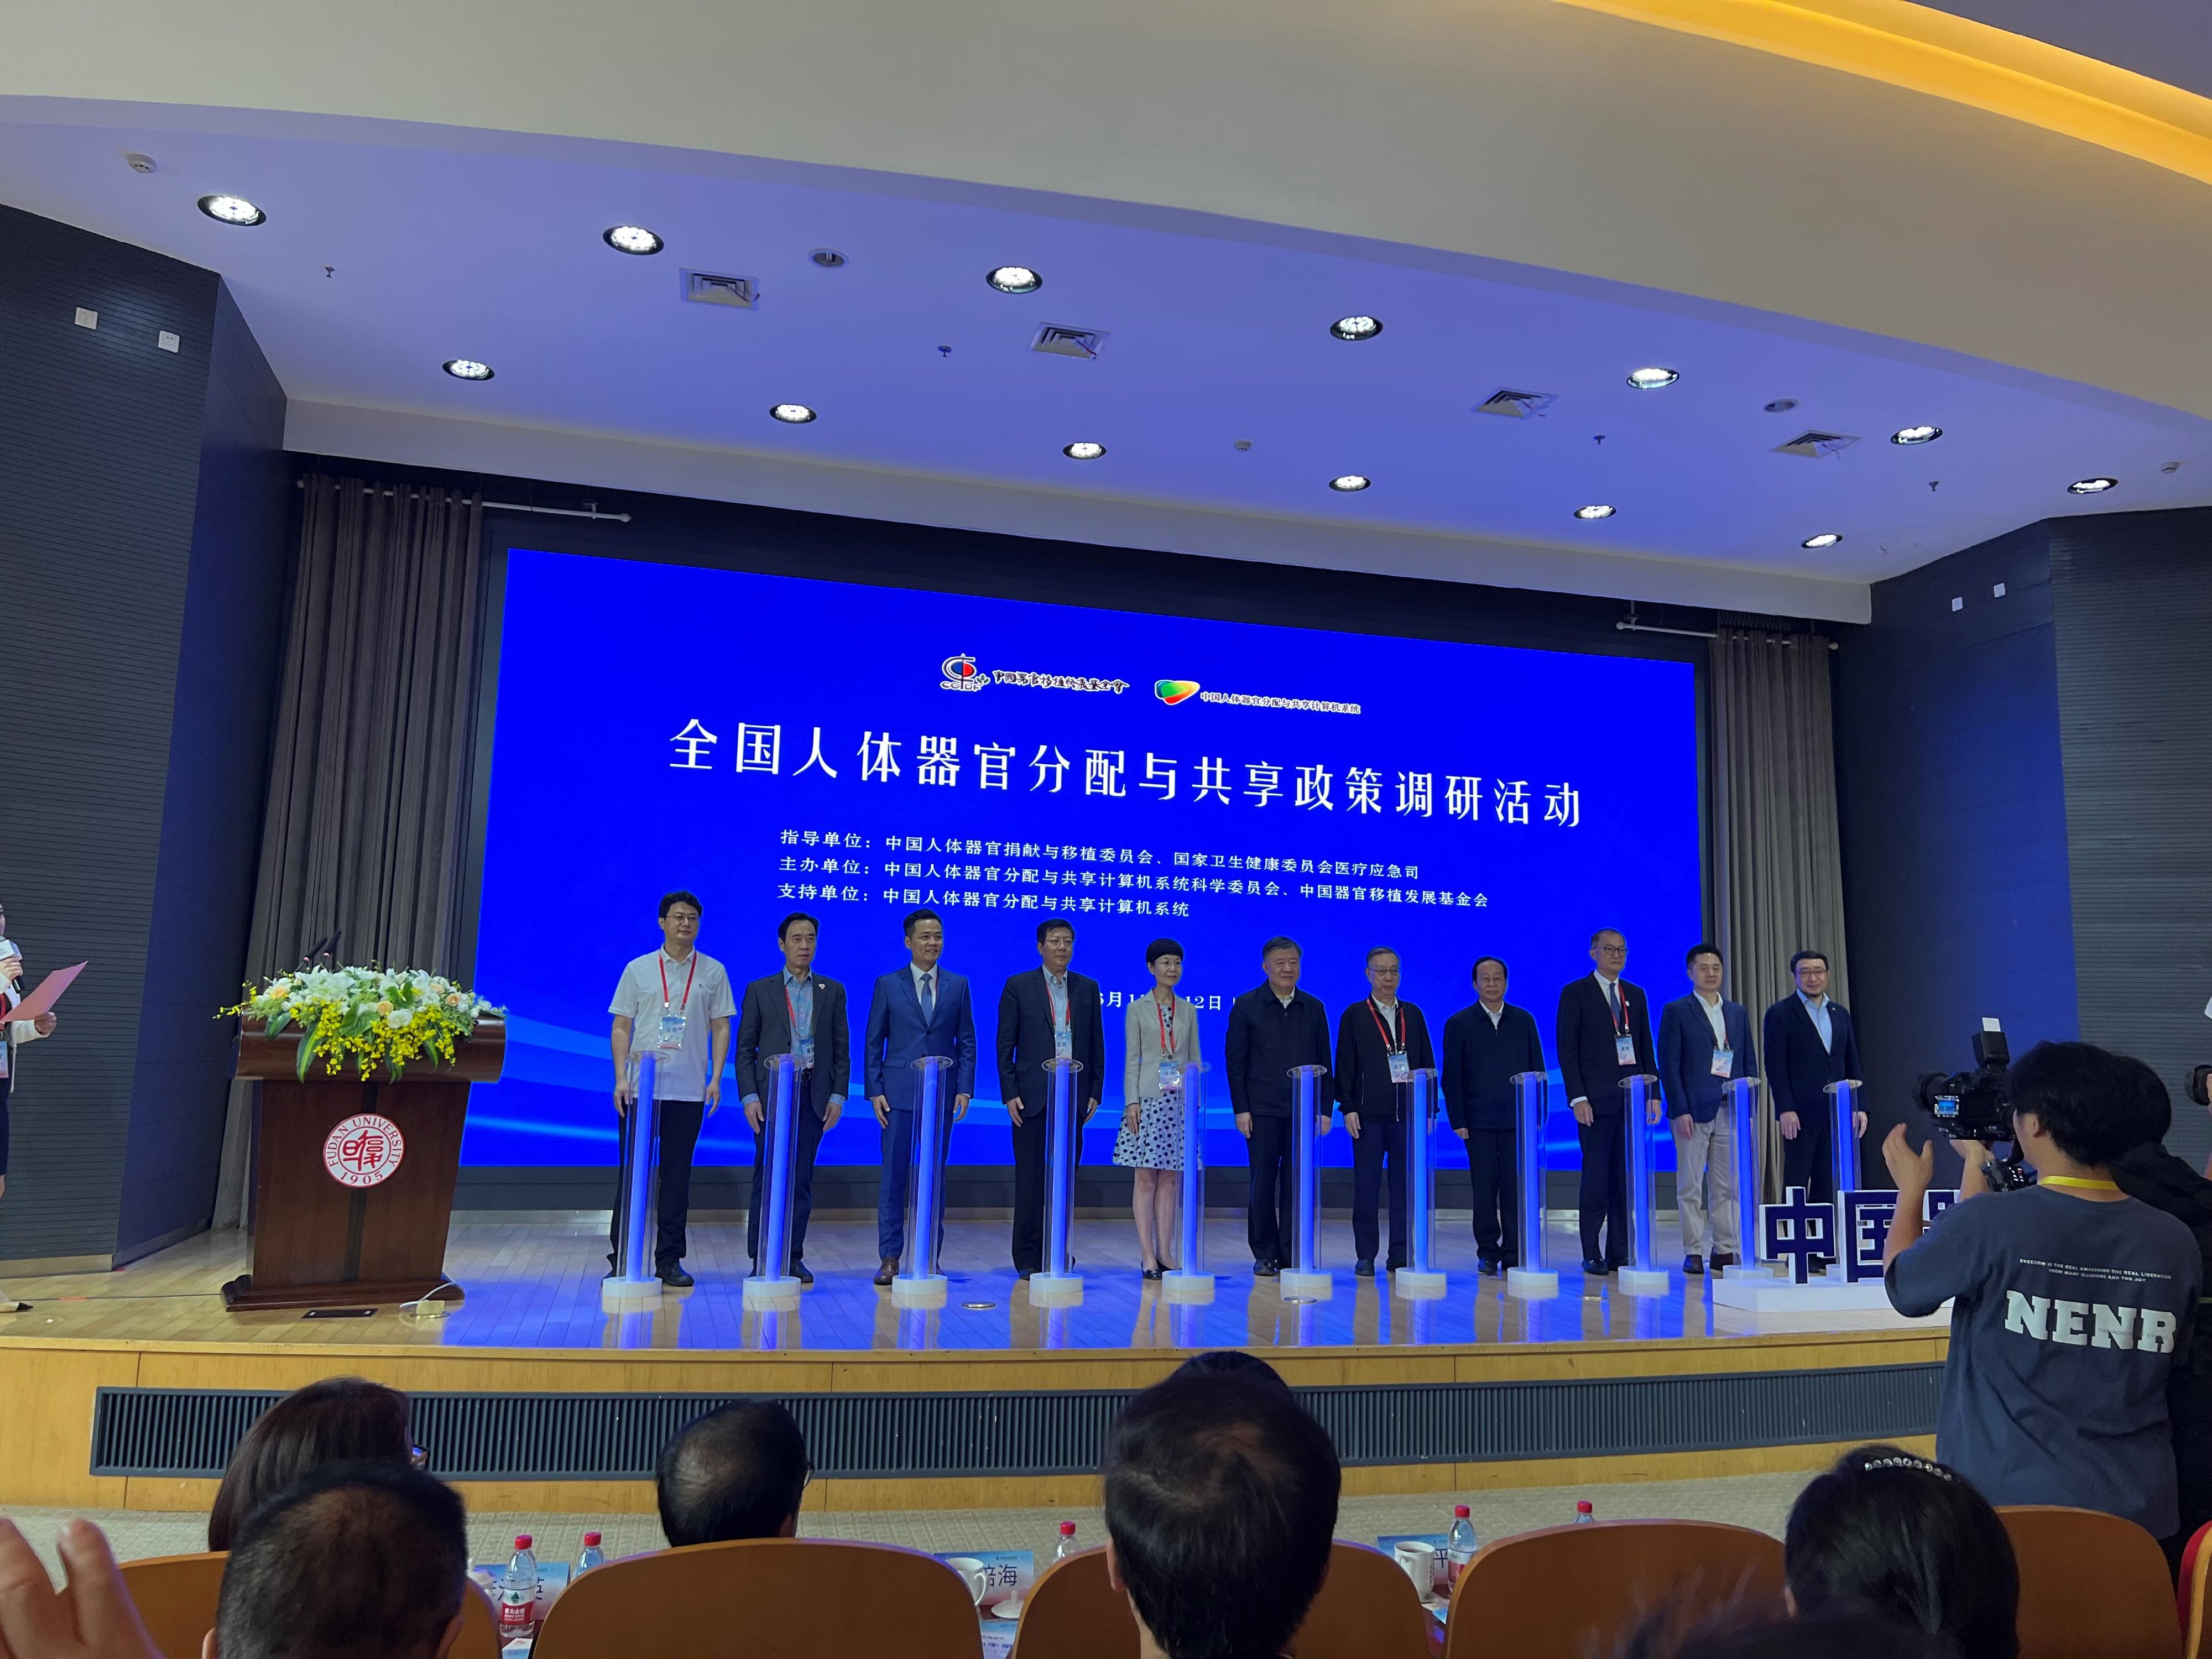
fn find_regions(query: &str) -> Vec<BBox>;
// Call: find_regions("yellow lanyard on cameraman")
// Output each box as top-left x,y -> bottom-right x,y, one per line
2039,1176 -> 2121,1192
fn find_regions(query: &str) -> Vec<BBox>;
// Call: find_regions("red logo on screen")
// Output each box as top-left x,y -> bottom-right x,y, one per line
938,654 -> 990,691
322,1114 -> 405,1188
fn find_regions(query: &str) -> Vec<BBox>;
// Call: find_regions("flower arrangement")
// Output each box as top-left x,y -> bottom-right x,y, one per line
223,966 -> 503,1082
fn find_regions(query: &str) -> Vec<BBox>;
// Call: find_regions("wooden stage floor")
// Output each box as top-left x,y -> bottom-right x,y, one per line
1,1211 -> 1940,1354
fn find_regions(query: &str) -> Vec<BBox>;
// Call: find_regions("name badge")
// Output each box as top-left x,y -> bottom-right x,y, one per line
1386,1051 -> 1411,1084
1158,1060 -> 1182,1093
655,1012 -> 687,1052
1054,1027 -> 1073,1060
0,1045 -> 8,1079
1614,1034 -> 1637,1066
1709,1046 -> 1734,1078
797,1036 -> 816,1071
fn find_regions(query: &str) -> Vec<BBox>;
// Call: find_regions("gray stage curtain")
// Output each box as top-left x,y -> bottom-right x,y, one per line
213,475 -> 486,1226
1708,624 -> 1850,1203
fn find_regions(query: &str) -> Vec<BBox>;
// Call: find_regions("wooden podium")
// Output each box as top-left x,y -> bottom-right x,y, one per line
223,1021 -> 505,1311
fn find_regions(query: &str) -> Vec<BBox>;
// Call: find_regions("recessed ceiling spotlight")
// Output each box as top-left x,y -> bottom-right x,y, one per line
810,248 -> 848,268
1329,315 -> 1383,341
769,403 -> 817,424
987,265 -> 1042,294
1573,503 -> 1616,520
1063,441 -> 1105,460
197,194 -> 264,226
1626,367 -> 1679,390
1328,474 -> 1371,492
1891,424 -> 1943,445
2068,476 -> 2118,494
441,358 -> 494,381
602,225 -> 664,255
1764,398 -> 1799,414
1802,531 -> 1843,549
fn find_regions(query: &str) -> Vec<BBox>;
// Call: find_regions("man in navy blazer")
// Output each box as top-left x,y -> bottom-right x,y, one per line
996,915 -> 1105,1279
1762,948 -> 1866,1215
1554,927 -> 1656,1274
1656,942 -> 1757,1275
863,907 -> 976,1285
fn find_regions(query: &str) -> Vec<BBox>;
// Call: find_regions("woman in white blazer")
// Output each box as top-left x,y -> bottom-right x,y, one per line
1115,937 -> 1202,1277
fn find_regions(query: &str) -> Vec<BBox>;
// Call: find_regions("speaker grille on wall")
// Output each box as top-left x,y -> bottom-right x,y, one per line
90,1366 -> 1937,1480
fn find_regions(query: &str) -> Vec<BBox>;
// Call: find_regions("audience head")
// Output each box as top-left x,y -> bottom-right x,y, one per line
1103,1370 -> 1339,1659
2007,1040 -> 2140,1170
1783,1444 -> 2017,1659
2111,1052 -> 2175,1151
1620,1611 -> 1953,1659
1170,1349 -> 1293,1397
656,1399 -> 811,1547
212,1460 -> 468,1659
208,1377 -> 415,1551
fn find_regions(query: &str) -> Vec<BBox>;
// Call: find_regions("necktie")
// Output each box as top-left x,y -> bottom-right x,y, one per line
1608,981 -> 1623,1024
920,971 -> 935,1022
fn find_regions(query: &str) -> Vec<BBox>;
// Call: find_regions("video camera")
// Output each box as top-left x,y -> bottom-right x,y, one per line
2190,1065 -> 2211,1110
1917,1022 -> 2036,1191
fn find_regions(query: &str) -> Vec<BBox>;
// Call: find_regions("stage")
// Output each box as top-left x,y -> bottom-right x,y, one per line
1,1208 -> 1945,1517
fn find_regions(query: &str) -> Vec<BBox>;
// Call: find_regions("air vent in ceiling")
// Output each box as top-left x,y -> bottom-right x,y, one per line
1774,429 -> 1859,458
1474,388 -> 1557,419
682,270 -> 757,309
1031,324 -> 1108,359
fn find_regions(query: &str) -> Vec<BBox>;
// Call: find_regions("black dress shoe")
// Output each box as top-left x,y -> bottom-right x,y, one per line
1582,1258 -> 1610,1276
659,1265 -> 695,1288
1142,1266 -> 1162,1281
1710,1252 -> 1738,1270
1683,1254 -> 1704,1275
1355,1259 -> 1375,1277
1477,1259 -> 1501,1277
873,1256 -> 898,1287
792,1261 -> 815,1286
1255,1259 -> 1280,1279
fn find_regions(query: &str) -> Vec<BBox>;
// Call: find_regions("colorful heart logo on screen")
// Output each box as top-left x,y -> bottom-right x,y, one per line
1154,680 -> 1201,705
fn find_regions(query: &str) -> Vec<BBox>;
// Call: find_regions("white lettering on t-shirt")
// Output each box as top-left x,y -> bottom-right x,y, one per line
2006,1291 -> 2050,1339
2092,1305 -> 2137,1350
2051,1301 -> 2089,1345
2142,1310 -> 2179,1354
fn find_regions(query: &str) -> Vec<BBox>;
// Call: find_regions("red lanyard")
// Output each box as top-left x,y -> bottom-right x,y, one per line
783,978 -> 807,1037
1155,994 -> 1176,1053
1368,999 -> 1404,1052
1602,979 -> 1629,1035
658,952 -> 697,1013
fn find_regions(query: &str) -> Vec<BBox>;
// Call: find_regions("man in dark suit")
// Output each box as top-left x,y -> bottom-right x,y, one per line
1762,948 -> 1865,1218
862,907 -> 977,1285
735,910 -> 849,1286
1333,946 -> 1437,1277
1554,927 -> 1656,1275
1656,941 -> 1757,1276
1442,956 -> 1546,1275
1224,936 -> 1334,1277
997,915 -> 1106,1279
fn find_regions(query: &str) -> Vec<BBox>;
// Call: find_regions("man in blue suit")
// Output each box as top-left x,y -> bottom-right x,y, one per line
1656,942 -> 1757,1276
1763,948 -> 1866,1219
863,907 -> 977,1285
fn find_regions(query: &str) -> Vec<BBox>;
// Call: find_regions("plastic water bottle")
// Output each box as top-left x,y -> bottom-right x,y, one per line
1446,1504 -> 1478,1584
499,1536 -> 539,1637
573,1532 -> 604,1578
1055,1520 -> 1078,1560
1574,1500 -> 1595,1525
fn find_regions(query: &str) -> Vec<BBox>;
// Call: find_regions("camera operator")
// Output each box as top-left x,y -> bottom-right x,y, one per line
1882,1040 -> 2201,1554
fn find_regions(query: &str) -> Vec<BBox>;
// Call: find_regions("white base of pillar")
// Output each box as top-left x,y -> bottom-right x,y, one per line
1161,1271 -> 1214,1303
1026,1272 -> 1084,1307
1278,1269 -> 1334,1299
599,1276 -> 662,1313
1710,1275 -> 1921,1313
1505,1267 -> 1559,1298
742,1275 -> 802,1310
1617,1266 -> 1672,1297
891,1274 -> 948,1308
1392,1268 -> 1448,1300
1720,1261 -> 1784,1280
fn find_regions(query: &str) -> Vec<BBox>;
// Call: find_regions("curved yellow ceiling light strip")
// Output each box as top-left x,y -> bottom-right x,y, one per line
1551,0 -> 2212,187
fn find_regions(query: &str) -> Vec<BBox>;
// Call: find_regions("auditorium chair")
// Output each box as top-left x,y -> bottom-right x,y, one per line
2179,1520 -> 2212,1659
1441,1519 -> 1785,1659
2000,1505 -> 2182,1659
114,1552 -> 502,1659
530,1536 -> 984,1658
1010,1540 -> 1434,1659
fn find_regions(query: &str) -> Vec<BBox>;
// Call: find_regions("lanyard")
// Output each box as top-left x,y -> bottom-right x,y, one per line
1368,999 -> 1404,1053
2040,1176 -> 2121,1192
1047,975 -> 1069,1030
783,977 -> 808,1038
1155,993 -> 1176,1053
1601,978 -> 1628,1035
658,952 -> 697,1013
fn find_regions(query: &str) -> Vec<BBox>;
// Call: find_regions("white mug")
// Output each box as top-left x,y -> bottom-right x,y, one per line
944,1556 -> 989,1607
1393,1540 -> 1438,1596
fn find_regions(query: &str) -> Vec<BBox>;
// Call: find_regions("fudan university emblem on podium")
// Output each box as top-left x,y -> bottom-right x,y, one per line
322,1113 -> 406,1188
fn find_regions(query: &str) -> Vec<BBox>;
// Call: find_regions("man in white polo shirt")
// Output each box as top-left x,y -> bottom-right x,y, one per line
609,889 -> 735,1288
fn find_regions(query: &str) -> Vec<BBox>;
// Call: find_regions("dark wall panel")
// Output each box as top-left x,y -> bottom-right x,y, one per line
1834,525 -> 2080,1168
116,281 -> 293,1259
2049,507 -> 2212,1172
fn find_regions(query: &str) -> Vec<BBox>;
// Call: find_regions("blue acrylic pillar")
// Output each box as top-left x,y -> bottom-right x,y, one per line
1723,1076 -> 1768,1277
895,1055 -> 954,1307
1396,1068 -> 1446,1299
1826,1077 -> 1864,1195
1280,1065 -> 1333,1298
744,1053 -> 804,1309
1506,1071 -> 1557,1298
1617,1073 -> 1669,1295
1027,1055 -> 1084,1306
602,1051 -> 664,1312
1162,1061 -> 1213,1304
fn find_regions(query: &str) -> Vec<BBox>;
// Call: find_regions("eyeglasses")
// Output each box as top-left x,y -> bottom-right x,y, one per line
1597,943 -> 1627,956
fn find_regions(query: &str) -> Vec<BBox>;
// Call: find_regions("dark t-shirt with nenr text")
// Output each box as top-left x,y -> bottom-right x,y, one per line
1887,1183 -> 2200,1537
